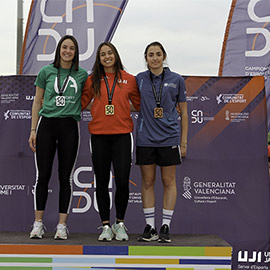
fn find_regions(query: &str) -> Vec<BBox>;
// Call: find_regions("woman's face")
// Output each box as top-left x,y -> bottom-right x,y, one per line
99,45 -> 116,72
60,39 -> 75,66
146,45 -> 165,72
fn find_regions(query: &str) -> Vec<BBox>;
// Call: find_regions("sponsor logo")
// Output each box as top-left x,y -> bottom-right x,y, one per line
182,176 -> 236,204
128,192 -> 142,204
216,94 -> 223,104
0,185 -> 26,196
225,110 -> 250,123
26,95 -> 35,101
191,110 -> 214,124
216,94 -> 247,104
238,250 -> 270,268
3,110 -> 31,120
200,96 -> 210,102
186,96 -> 199,102
182,176 -> 192,199
225,110 -> 230,121
164,82 -> 177,88
118,79 -> 128,84
54,76 -> 78,94
1,93 -> 19,104
101,78 -> 128,85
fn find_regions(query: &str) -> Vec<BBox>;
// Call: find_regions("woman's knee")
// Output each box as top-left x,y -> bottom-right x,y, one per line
142,177 -> 155,189
162,176 -> 176,189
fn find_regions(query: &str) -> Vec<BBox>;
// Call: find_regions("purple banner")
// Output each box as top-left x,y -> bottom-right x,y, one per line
219,0 -> 270,131
0,75 -> 269,270
20,0 -> 128,75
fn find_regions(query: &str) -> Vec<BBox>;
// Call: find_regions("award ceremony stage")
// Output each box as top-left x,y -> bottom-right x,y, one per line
0,232 -> 232,269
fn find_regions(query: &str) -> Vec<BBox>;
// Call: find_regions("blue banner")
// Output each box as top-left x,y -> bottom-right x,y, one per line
20,0 -> 128,75
219,0 -> 270,131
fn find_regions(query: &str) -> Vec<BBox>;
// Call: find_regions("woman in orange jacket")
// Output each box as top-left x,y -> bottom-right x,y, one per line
81,42 -> 140,242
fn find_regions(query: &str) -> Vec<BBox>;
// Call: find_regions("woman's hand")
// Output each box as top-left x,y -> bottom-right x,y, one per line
28,86 -> 44,152
28,130 -> 37,152
180,144 -> 187,158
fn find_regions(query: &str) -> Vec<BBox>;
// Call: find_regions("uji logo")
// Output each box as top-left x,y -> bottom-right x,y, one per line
238,251 -> 262,263
238,250 -> 270,263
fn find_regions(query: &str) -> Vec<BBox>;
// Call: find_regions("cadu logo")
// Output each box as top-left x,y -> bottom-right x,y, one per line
191,110 -> 203,124
246,0 -> 270,57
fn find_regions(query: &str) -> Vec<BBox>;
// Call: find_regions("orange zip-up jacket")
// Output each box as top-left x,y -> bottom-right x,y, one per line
81,70 -> 140,134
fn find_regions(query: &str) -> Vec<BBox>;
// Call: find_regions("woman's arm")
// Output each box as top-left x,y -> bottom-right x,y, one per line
130,101 -> 138,112
178,101 -> 188,157
28,86 -> 44,152
129,77 -> 141,112
81,76 -> 93,111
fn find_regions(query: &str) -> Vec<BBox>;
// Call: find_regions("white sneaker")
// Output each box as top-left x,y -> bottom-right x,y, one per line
112,222 -> 129,241
54,223 -> 68,240
98,225 -> 114,241
30,221 -> 45,239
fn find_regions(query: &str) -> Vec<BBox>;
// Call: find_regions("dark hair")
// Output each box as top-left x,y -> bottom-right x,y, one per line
91,42 -> 123,96
53,35 -> 79,71
144,41 -> 167,65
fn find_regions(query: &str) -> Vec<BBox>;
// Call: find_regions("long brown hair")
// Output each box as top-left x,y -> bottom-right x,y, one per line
91,42 -> 123,96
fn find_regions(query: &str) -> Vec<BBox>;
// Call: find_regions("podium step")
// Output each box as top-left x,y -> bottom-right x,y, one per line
0,233 -> 232,269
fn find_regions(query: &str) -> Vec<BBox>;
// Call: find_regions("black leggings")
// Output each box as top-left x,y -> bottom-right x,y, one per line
91,133 -> 132,222
34,117 -> 79,214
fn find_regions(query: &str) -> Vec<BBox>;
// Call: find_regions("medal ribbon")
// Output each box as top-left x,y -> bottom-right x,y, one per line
57,66 -> 72,96
104,75 -> 118,105
150,70 -> 165,108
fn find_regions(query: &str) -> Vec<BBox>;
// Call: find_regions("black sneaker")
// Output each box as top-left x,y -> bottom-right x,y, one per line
158,224 -> 171,243
138,224 -> 159,242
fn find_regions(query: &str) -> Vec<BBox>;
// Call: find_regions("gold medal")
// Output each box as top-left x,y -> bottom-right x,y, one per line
105,104 -> 114,115
154,107 -> 163,118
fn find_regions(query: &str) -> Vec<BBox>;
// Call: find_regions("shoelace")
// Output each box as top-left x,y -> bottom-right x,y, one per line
56,224 -> 69,235
98,225 -> 110,230
116,222 -> 128,231
32,222 -> 47,231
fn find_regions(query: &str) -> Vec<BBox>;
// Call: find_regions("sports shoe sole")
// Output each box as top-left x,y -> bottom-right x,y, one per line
30,234 -> 43,239
54,236 -> 68,240
115,236 -> 128,241
138,235 -> 159,242
158,238 -> 171,243
98,237 -> 113,241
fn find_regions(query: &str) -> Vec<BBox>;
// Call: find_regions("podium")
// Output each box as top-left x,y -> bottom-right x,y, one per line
0,232 -> 232,269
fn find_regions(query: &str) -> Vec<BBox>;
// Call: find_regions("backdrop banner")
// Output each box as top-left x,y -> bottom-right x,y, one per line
0,75 -> 269,270
219,0 -> 270,131
20,0 -> 128,75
